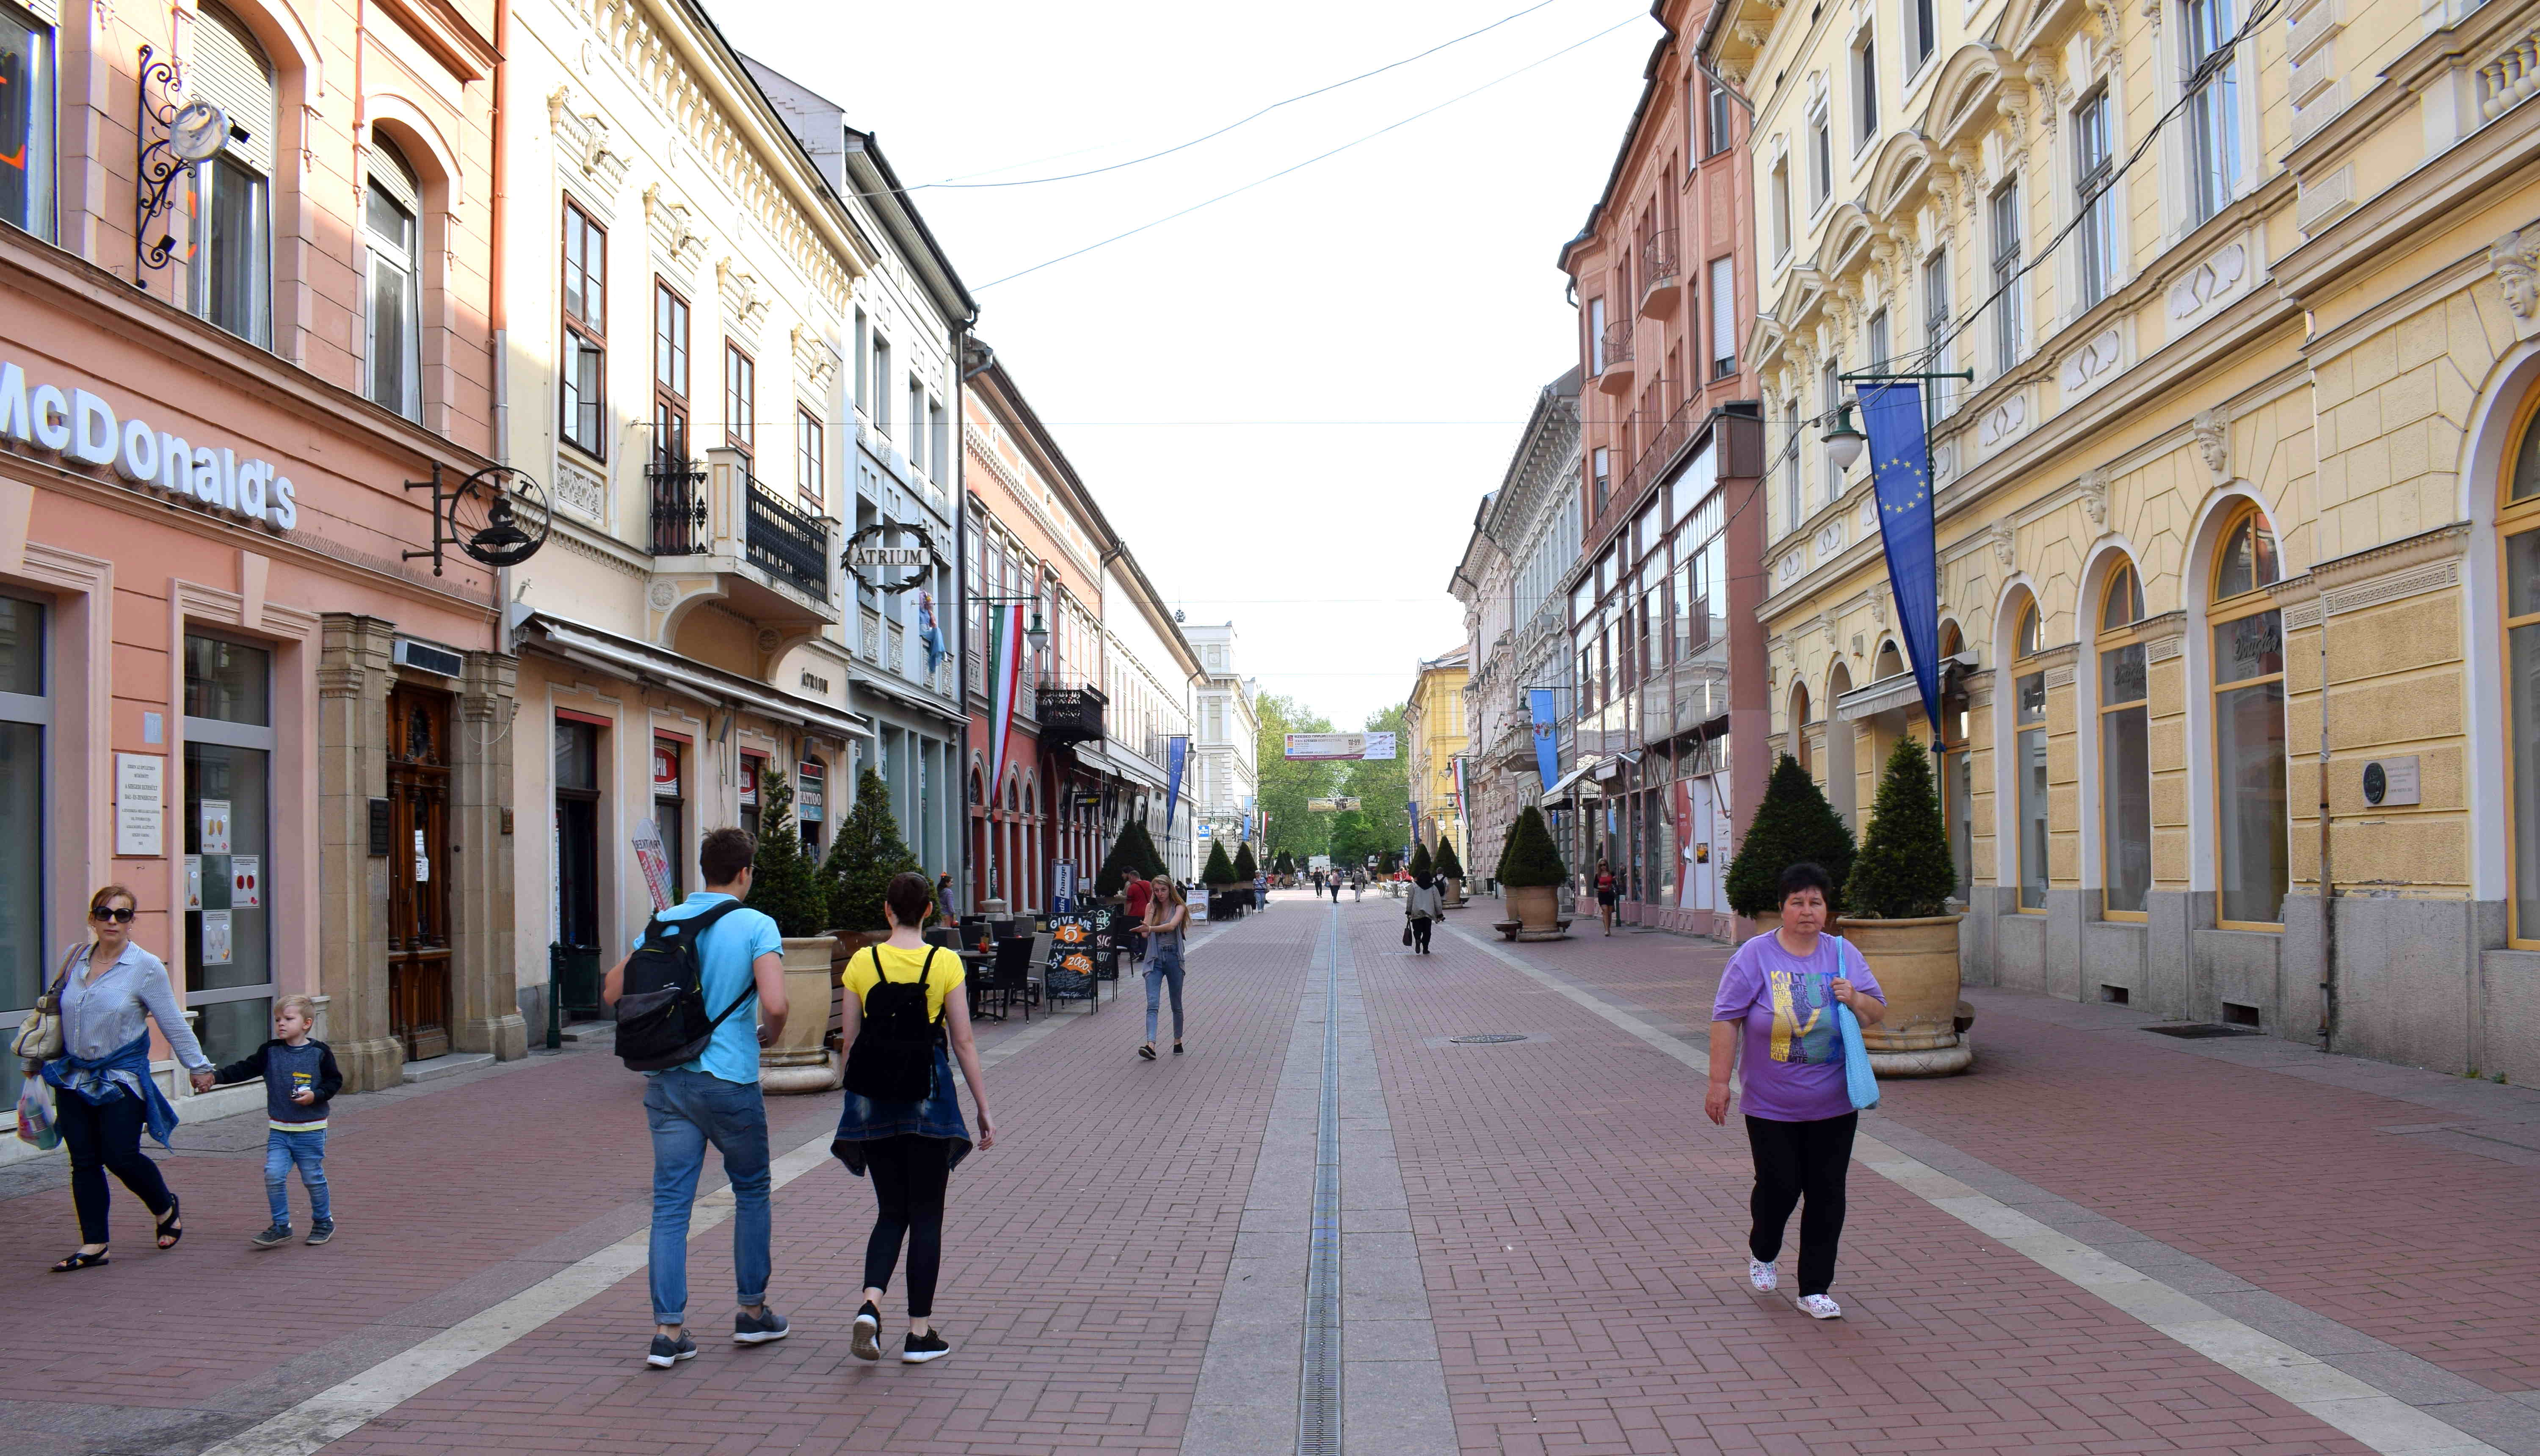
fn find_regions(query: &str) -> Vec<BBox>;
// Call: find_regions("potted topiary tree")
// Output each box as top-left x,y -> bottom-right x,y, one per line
1408,840 -> 1433,880
1841,736 -> 1972,1075
1724,754 -> 1858,936
1201,840 -> 1239,919
1274,850 -> 1296,880
1497,804 -> 1568,934
745,770 -> 842,1093
821,767 -> 920,946
1433,835 -> 1466,907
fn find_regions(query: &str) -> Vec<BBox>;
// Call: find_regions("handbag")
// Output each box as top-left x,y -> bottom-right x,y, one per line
1830,936 -> 1880,1112
10,946 -> 80,1062
1401,921 -> 1414,946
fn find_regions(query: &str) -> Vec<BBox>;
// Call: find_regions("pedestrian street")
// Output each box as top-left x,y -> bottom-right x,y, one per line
8,888 -> 2537,1456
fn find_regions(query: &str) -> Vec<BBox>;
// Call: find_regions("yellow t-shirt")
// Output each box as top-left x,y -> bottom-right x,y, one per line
842,943 -> 966,1023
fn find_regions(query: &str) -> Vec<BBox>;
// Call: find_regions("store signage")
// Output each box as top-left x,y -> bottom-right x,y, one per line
797,761 -> 825,822
653,742 -> 681,797
116,753 -> 163,856
0,359 -> 300,530
842,521 -> 935,596
2362,756 -> 2419,807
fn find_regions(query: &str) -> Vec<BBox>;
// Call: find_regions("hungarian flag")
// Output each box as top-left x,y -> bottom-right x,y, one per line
986,601 -> 1026,805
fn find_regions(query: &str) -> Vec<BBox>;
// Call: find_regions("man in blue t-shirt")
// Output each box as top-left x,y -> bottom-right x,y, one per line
603,827 -> 791,1369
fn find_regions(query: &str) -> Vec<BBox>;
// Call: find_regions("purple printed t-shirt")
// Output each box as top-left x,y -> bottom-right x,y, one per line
1711,930 -> 1884,1123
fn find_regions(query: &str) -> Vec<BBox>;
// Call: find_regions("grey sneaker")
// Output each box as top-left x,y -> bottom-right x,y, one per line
733,1305 -> 790,1345
249,1223 -> 292,1249
305,1222 -> 335,1246
646,1331 -> 698,1368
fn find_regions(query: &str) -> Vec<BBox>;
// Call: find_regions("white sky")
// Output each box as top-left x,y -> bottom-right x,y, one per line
715,0 -> 1661,726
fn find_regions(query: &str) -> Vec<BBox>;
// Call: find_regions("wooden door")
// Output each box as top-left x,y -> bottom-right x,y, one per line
388,686 -> 454,1061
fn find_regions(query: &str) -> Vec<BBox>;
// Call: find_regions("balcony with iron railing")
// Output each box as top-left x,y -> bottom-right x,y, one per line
1637,229 -> 1681,320
1595,317 -> 1637,396
643,445 -> 839,631
1035,684 -> 1108,747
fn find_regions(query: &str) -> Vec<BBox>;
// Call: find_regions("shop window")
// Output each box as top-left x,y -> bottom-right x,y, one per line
0,594 -> 46,1109
187,6 -> 275,349
0,4 -> 55,242
2209,504 -> 2286,926
2501,393 -> 2540,944
554,720 -> 602,973
183,632 -> 273,1068
2097,560 -> 2152,916
653,739 -> 685,903
365,138 -> 422,420
739,752 -> 763,841
560,201 -> 606,458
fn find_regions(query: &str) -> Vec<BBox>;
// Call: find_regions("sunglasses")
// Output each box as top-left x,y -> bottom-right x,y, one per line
90,905 -> 137,924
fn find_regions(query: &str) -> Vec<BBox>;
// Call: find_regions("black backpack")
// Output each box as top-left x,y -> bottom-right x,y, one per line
613,900 -> 754,1072
844,945 -> 940,1103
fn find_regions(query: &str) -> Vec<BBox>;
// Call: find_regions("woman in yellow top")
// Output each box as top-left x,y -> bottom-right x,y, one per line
832,873 -> 995,1365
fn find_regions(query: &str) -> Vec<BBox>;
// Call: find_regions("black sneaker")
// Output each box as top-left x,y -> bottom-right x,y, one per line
850,1301 -> 882,1362
305,1222 -> 335,1246
249,1223 -> 292,1249
901,1328 -> 950,1364
733,1305 -> 790,1345
645,1331 -> 697,1368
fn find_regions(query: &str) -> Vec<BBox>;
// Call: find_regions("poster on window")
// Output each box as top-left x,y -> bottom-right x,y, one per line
184,855 -> 203,911
202,910 -> 232,965
739,756 -> 760,807
232,855 -> 261,909
200,799 -> 232,855
797,762 -> 825,822
653,742 -> 681,797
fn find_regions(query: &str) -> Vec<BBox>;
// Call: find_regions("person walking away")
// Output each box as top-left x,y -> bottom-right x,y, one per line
1595,862 -> 1619,935
834,872 -> 996,1365
1404,871 -> 1444,954
1253,871 -> 1267,912
602,827 -> 791,1368
1704,862 -> 1885,1319
1123,873 -> 1153,964
214,995 -> 343,1248
1139,876 -> 1190,1060
1351,871 -> 1364,902
33,885 -> 218,1271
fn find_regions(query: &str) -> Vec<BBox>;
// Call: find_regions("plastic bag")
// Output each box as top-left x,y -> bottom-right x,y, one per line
17,1076 -> 58,1150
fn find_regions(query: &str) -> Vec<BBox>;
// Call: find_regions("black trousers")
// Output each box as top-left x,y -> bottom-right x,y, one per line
861,1133 -> 952,1318
57,1089 -> 175,1245
1409,916 -> 1434,952
1744,1111 -> 1857,1297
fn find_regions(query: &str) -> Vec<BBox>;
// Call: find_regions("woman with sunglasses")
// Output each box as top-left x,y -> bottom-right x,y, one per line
31,886 -> 217,1271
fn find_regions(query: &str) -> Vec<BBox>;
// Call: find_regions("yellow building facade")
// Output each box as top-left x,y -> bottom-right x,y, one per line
1705,0 -> 2540,1078
1403,649 -> 1472,856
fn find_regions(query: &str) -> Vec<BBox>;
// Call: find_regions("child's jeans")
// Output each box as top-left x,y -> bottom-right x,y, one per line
265,1127 -> 330,1227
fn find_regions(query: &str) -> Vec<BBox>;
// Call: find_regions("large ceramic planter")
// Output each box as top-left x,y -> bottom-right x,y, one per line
1507,883 -> 1561,932
1840,914 -> 1973,1076
762,933 -> 843,1094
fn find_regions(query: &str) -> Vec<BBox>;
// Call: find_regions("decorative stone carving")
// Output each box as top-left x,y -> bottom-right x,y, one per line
1977,394 -> 2029,448
553,457 -> 606,524
2059,327 -> 2124,397
2078,470 -> 2109,529
1816,520 -> 1849,557
718,259 -> 772,338
790,325 -> 838,395
2492,228 -> 2540,320
2142,0 -> 2162,31
1990,524 -> 2016,568
1950,146 -> 1985,219
648,580 -> 678,610
2167,240 -> 2248,322
644,184 -> 707,271
1873,586 -> 1891,627
2192,409 -> 2230,480
549,88 -> 631,193
2025,58 -> 2064,138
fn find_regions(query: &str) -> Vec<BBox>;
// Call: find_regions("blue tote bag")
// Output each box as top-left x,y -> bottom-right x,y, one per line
1830,936 -> 1879,1112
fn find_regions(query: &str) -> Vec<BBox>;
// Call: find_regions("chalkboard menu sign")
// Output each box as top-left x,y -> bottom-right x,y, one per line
1044,913 -> 1100,1007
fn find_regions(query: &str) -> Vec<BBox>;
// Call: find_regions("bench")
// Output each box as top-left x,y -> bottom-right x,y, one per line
1494,918 -> 1574,940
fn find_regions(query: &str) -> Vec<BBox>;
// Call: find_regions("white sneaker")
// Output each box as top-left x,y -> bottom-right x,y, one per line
1797,1293 -> 1843,1320
1748,1258 -> 1778,1292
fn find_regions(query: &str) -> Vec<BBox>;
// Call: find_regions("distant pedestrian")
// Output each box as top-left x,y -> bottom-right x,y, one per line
834,871 -> 996,1365
214,995 -> 343,1248
1123,873 -> 1153,963
1351,871 -> 1364,902
603,827 -> 792,1368
1330,874 -> 1344,903
1705,862 -> 1885,1320
1404,872 -> 1444,954
1595,862 -> 1618,935
34,885 -> 216,1272
1253,872 -> 1267,911
1139,876 -> 1190,1061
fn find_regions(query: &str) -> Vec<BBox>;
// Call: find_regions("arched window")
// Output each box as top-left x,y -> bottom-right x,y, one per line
1004,775 -> 1017,813
2209,504 -> 2287,926
2501,393 -> 2540,943
2097,559 -> 2151,917
365,137 -> 422,419
1787,681 -> 1812,771
1938,621 -> 1972,902
2008,589 -> 2048,911
1825,660 -> 1856,827
968,767 -> 983,806
189,6 -> 275,347
1874,640 -> 1904,679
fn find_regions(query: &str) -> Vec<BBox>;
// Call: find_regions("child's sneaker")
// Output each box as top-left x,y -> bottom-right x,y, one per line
305,1222 -> 335,1246
249,1223 -> 292,1249
1797,1293 -> 1843,1320
1748,1257 -> 1778,1292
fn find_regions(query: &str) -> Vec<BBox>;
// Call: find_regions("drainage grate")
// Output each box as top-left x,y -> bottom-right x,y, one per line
1298,910 -> 1344,1456
1448,1034 -> 1530,1044
2143,1023 -> 2263,1039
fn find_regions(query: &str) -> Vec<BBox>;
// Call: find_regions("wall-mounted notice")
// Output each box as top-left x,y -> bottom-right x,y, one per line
116,754 -> 164,856
232,855 -> 261,909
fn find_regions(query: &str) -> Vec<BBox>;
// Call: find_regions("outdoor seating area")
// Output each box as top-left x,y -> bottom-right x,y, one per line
934,910 -> 1126,1022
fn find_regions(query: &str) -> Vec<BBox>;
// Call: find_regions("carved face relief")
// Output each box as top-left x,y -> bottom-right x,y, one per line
2493,229 -> 2540,320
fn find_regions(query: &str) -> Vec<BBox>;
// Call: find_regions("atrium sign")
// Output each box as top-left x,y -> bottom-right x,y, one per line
0,358 -> 299,529
841,520 -> 933,596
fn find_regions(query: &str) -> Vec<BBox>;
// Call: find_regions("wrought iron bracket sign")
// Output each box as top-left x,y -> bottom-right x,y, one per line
133,44 -> 251,285
841,520 -> 935,596
403,463 -> 553,576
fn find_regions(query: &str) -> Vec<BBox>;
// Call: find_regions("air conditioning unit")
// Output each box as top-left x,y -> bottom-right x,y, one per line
393,637 -> 465,678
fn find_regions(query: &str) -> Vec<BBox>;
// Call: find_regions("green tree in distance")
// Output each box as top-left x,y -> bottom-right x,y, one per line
1254,691 -> 1338,862
1339,703 -> 1411,864
744,770 -> 828,937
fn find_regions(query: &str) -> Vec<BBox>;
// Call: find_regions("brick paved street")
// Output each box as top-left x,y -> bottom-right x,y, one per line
6,892 -> 2537,1455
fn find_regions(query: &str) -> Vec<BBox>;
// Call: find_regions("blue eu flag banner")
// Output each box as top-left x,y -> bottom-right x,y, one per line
1857,381 -> 1944,737
1165,736 -> 1188,830
1527,689 -> 1561,791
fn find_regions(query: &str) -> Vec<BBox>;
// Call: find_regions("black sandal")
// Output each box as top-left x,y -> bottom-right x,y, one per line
50,1249 -> 108,1272
155,1197 -> 183,1251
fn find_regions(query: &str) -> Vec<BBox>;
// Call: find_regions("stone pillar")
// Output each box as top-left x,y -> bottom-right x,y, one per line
317,615 -> 401,1092
453,649 -> 527,1061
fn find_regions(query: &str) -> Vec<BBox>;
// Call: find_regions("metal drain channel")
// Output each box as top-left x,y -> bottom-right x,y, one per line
1298,902 -> 1344,1456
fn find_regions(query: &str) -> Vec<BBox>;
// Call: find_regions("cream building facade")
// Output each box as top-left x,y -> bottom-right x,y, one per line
1705,0 -> 2540,1077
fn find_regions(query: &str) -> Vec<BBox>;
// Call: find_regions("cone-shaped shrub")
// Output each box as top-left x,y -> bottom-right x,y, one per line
1724,754 -> 1858,918
1379,849 -> 1400,873
1496,804 -> 1568,887
1844,736 -> 1957,919
1274,850 -> 1295,876
1201,840 -> 1237,885
1433,835 -> 1464,880
744,770 -> 828,937
1232,842 -> 1258,881
1095,820 -> 1156,898
818,768 -> 922,932
1408,840 -> 1433,878
1124,819 -> 1167,880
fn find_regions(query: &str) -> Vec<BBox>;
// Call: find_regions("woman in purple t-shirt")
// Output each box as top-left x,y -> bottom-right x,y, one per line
1704,861 -> 1885,1319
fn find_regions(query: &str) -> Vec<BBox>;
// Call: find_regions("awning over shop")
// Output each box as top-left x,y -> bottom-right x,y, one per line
1543,761 -> 1607,802
523,614 -> 873,741
1833,670 -> 1922,722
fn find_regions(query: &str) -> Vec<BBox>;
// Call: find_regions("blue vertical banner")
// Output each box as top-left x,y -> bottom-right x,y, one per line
1164,735 -> 1188,830
1856,381 -> 1944,736
1527,688 -> 1561,791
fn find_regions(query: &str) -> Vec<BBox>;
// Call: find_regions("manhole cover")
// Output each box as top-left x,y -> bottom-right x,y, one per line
2143,1023 -> 2262,1039
1448,1034 -> 1529,1044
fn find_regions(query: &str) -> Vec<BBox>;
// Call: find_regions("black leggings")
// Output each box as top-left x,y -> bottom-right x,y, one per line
57,1089 -> 175,1245
1745,1112 -> 1857,1297
861,1133 -> 952,1318
1409,916 -> 1433,952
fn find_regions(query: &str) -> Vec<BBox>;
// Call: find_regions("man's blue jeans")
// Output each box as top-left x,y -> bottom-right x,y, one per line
643,1069 -> 771,1327
264,1128 -> 329,1227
